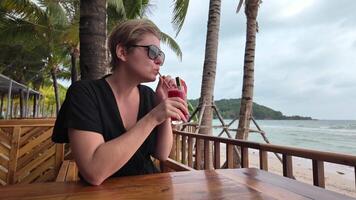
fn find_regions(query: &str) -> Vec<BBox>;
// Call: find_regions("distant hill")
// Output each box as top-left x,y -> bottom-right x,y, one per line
188,98 -> 312,120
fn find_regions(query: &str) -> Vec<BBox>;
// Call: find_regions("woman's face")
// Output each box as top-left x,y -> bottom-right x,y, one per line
124,33 -> 163,83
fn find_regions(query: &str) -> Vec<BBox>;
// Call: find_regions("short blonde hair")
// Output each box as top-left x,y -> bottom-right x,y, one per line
108,19 -> 161,69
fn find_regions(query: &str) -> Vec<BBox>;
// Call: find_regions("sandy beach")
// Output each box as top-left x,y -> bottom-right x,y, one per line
244,149 -> 356,198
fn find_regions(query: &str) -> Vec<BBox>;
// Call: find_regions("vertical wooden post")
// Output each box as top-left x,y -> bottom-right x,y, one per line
0,93 -> 4,118
226,144 -> 233,168
176,134 -> 181,162
188,136 -> 193,168
25,87 -> 30,118
196,138 -> 202,170
33,94 -> 38,118
241,147 -> 249,168
182,135 -> 187,164
204,140 -> 210,169
283,154 -> 293,178
19,89 -> 24,118
6,80 -> 13,119
214,141 -> 220,169
7,126 -> 21,184
312,160 -> 325,188
55,144 -> 65,174
259,150 -> 268,171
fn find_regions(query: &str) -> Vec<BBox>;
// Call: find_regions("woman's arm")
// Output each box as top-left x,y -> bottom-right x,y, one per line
69,112 -> 157,186
153,76 -> 188,161
69,97 -> 187,186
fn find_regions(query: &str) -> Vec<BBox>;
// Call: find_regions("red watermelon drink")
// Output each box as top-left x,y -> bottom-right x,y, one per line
168,77 -> 187,124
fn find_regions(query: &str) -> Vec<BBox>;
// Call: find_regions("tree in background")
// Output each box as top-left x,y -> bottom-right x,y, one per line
0,0 -> 71,114
197,0 -> 222,169
80,0 -> 189,80
235,0 -> 261,140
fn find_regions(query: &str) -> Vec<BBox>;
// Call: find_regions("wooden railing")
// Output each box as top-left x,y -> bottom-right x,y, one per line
172,129 -> 356,189
0,118 -> 63,185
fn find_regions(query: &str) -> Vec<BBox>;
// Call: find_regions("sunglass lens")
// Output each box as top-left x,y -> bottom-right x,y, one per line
148,46 -> 159,60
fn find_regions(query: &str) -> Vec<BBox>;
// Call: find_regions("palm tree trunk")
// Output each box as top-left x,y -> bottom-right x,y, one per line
80,0 -> 107,80
50,68 -> 60,116
71,47 -> 79,83
236,0 -> 261,140
198,0 -> 222,170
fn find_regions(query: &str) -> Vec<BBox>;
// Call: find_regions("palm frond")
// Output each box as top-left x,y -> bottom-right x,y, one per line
236,0 -> 244,13
46,1 -> 69,27
160,31 -> 182,61
172,0 -> 189,37
122,0 -> 143,19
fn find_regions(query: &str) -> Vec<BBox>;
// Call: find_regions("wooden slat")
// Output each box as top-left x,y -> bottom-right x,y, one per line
16,146 -> 55,180
55,144 -> 64,174
17,139 -> 53,169
0,168 -> 7,182
241,147 -> 249,168
204,140 -> 210,169
0,130 -> 10,144
18,128 -> 52,157
65,161 -> 78,182
56,160 -> 70,182
312,160 -> 325,188
19,157 -> 55,184
226,144 -> 233,168
7,126 -> 21,184
176,134 -> 181,162
0,155 -> 9,169
188,136 -> 193,168
35,169 -> 55,183
214,141 -> 220,169
283,154 -> 293,178
195,139 -> 201,170
0,119 -> 55,126
181,135 -> 187,164
20,127 -> 51,146
259,150 -> 268,171
18,127 -> 32,137
0,128 -> 12,137
0,142 -> 10,156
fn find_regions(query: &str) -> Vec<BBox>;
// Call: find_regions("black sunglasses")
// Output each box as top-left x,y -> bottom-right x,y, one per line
131,45 -> 165,66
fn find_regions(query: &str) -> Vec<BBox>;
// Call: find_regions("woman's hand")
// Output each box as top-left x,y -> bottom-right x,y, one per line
155,75 -> 176,102
149,97 -> 189,125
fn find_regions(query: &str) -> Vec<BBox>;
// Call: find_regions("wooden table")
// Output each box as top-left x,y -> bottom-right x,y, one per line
0,168 -> 354,200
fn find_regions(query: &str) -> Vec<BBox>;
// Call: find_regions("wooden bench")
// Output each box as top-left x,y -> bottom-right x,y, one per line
55,160 -> 79,182
55,158 -> 194,182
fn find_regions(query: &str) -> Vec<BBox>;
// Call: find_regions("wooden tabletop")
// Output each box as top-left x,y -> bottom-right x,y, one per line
0,168 -> 354,200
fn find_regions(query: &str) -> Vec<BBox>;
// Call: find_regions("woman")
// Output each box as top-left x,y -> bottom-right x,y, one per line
52,19 -> 188,185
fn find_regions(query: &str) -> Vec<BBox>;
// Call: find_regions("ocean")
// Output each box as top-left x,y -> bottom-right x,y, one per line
212,119 -> 356,155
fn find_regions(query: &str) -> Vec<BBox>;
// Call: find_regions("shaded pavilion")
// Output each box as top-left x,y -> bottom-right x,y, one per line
0,73 -> 41,119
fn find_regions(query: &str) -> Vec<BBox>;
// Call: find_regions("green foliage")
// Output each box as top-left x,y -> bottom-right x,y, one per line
189,98 -> 312,120
40,83 -> 67,107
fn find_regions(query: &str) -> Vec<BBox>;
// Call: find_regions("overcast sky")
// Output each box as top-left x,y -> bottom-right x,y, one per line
144,0 -> 356,120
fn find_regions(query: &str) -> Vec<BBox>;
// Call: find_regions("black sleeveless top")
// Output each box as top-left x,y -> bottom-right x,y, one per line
52,76 -> 159,178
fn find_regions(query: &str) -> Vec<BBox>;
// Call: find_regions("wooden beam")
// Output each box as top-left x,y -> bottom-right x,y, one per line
312,160 -> 325,188
282,154 -> 293,178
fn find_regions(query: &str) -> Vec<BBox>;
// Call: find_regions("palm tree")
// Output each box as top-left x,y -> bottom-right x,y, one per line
0,0 -> 71,115
80,0 -> 190,80
235,0 -> 261,140
197,0 -> 222,169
